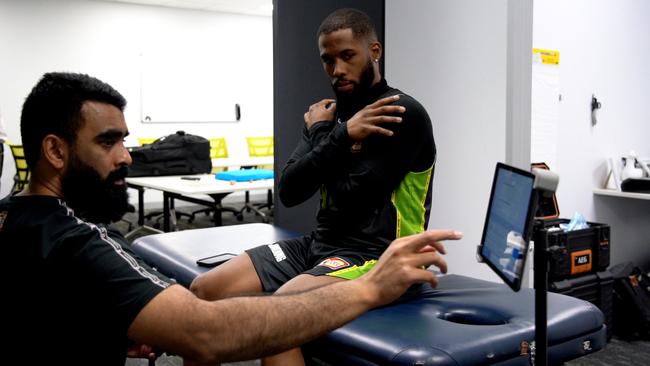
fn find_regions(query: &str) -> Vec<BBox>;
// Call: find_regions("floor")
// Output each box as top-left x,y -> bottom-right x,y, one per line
125,337 -> 650,366
566,337 -> 650,366
118,202 -> 650,366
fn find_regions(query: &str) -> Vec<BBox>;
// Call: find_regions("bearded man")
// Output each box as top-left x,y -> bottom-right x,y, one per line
190,8 -> 439,366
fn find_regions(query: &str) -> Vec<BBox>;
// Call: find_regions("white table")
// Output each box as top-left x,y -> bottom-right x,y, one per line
212,156 -> 273,170
126,174 -> 274,231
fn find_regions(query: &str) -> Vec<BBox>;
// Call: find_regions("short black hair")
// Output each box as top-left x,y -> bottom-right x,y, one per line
317,8 -> 377,42
20,72 -> 126,168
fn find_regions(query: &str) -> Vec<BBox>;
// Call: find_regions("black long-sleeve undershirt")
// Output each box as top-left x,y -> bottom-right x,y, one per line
278,81 -> 436,248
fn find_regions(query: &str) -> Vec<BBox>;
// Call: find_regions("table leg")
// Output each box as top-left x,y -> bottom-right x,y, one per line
212,204 -> 223,226
137,187 -> 145,225
163,192 -> 171,232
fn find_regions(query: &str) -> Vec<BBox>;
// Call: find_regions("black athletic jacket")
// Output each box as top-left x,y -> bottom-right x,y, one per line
279,79 -> 436,253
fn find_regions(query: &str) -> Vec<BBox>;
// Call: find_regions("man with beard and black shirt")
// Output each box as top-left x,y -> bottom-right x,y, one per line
0,72 -> 459,365
190,8 -> 438,366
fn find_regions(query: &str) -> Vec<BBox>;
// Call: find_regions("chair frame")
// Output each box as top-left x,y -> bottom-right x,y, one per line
239,136 -> 274,222
0,143 -> 4,192
9,144 -> 30,193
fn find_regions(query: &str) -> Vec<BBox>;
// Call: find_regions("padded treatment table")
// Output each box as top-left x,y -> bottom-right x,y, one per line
131,223 -> 297,287
305,276 -> 606,365
132,224 -> 606,365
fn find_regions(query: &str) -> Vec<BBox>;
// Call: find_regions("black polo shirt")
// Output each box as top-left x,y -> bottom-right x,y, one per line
0,195 -> 171,365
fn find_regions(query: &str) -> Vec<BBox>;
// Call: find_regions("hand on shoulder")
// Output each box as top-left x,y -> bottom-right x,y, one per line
304,99 -> 337,129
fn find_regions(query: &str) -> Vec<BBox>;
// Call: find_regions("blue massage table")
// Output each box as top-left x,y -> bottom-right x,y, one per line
131,224 -> 606,365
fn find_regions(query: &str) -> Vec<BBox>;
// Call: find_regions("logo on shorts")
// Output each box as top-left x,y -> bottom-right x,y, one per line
268,243 -> 286,262
318,257 -> 350,270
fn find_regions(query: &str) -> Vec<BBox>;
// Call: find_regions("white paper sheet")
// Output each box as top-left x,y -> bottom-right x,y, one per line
530,55 -> 560,170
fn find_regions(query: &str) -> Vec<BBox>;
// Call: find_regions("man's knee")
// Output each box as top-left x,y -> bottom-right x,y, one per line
191,253 -> 263,300
189,273 -> 209,298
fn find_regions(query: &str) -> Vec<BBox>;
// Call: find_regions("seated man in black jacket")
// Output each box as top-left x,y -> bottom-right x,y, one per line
190,8 -> 442,366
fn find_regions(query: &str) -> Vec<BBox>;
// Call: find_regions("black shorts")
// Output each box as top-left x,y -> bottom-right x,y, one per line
246,235 -> 381,292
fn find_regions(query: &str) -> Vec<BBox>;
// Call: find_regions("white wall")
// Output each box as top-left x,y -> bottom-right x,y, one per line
533,0 -> 650,267
386,0 -> 650,282
386,0 -> 512,281
0,0 -> 273,199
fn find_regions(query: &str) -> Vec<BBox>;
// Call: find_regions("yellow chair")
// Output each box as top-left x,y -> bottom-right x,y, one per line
209,137 -> 229,173
9,144 -> 30,193
239,136 -> 274,221
246,136 -> 274,170
0,142 -> 4,190
137,137 -> 157,146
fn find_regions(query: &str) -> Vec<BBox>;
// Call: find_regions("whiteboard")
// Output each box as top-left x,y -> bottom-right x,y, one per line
140,52 -> 240,123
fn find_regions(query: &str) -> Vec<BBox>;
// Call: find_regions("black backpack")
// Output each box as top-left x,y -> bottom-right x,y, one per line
128,131 -> 212,177
610,261 -> 650,340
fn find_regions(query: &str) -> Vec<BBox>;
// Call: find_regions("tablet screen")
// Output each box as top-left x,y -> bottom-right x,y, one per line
479,163 -> 536,291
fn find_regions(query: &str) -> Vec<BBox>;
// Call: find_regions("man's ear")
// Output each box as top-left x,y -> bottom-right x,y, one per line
41,135 -> 69,170
370,41 -> 382,62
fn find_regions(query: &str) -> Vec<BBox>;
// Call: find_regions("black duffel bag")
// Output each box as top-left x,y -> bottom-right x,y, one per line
128,131 -> 212,177
610,261 -> 650,340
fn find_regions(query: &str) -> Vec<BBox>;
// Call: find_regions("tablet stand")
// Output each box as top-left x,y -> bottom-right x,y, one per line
531,168 -> 560,366
475,166 -> 559,365
533,203 -> 548,365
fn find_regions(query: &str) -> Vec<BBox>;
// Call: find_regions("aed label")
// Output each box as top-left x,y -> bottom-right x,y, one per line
571,249 -> 592,275
576,256 -> 589,264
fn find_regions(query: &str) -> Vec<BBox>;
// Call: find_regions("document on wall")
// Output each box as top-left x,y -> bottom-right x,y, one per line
530,49 -> 560,171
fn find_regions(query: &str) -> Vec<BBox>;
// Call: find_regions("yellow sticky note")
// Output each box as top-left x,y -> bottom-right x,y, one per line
533,48 -> 560,65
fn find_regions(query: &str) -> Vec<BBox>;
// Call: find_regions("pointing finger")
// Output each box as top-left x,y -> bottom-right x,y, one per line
402,230 -> 463,252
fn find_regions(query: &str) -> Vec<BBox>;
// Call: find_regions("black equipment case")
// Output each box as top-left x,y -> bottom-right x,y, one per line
128,131 -> 212,177
534,218 -> 611,281
550,270 -> 614,340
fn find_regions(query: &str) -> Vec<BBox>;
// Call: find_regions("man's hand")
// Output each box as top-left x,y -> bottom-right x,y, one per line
347,95 -> 405,141
358,230 -> 463,307
304,99 -> 337,129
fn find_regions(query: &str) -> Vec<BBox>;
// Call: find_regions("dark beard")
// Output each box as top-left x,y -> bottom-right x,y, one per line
61,154 -> 130,224
333,58 -> 376,108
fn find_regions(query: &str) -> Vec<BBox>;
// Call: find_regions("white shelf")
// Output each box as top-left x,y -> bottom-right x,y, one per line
593,188 -> 650,201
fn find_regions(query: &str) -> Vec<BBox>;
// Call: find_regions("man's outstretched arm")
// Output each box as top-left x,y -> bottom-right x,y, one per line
127,229 -> 462,364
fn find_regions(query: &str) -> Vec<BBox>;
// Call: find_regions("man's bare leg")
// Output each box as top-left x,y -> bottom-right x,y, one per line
261,274 -> 346,366
190,253 -> 263,300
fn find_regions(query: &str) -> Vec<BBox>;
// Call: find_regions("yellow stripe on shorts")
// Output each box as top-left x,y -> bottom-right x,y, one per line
326,260 -> 378,280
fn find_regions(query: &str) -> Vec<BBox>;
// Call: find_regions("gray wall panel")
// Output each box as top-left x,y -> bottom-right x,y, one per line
273,0 -> 384,234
